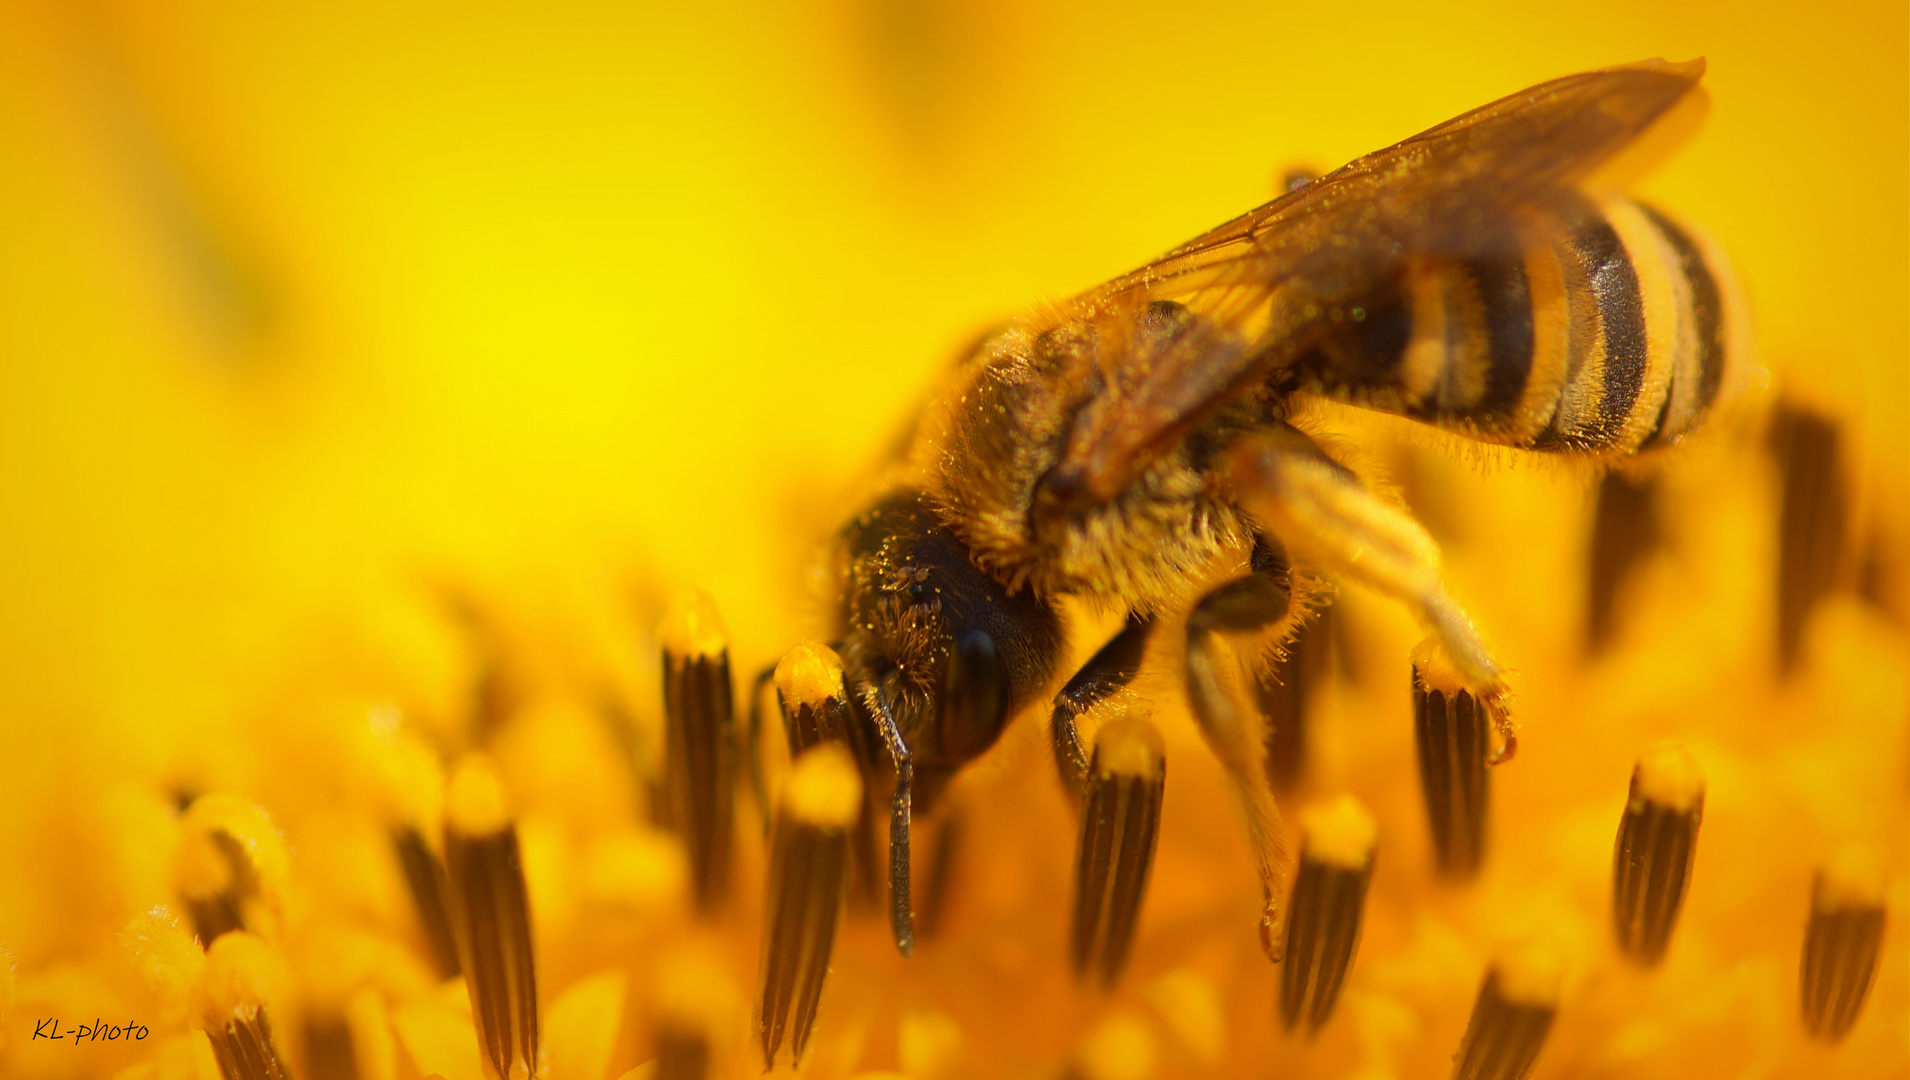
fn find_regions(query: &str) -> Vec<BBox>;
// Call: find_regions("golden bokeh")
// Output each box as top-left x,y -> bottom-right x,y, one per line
0,0 -> 1903,1077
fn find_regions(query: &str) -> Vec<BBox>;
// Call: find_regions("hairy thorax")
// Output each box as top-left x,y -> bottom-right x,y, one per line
915,310 -> 1270,614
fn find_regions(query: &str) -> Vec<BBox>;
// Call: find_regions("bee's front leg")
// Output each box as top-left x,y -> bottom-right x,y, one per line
1049,614 -> 1155,808
1045,614 -> 1164,987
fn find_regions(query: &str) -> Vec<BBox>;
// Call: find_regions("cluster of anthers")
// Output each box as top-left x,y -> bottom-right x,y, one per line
8,391 -> 1895,1080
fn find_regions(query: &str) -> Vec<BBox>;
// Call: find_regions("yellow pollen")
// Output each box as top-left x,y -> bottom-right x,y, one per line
775,641 -> 847,709
446,754 -> 512,836
784,744 -> 863,828
1093,716 -> 1165,779
1409,635 -> 1469,693
1300,795 -> 1379,869
1631,742 -> 1705,811
1490,941 -> 1565,1008
660,589 -> 730,659
1816,844 -> 1887,910
190,932 -> 283,1030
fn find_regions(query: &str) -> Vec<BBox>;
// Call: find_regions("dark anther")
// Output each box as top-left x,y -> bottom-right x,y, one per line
1070,717 -> 1165,987
659,590 -> 737,912
1587,468 -> 1660,652
1768,403 -> 1848,674
1279,796 -> 1376,1034
1800,846 -> 1887,1042
1411,643 -> 1490,880
1611,744 -> 1703,966
757,745 -> 861,1069
1451,945 -> 1562,1080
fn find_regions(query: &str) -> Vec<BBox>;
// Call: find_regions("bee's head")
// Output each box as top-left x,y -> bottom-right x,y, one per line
835,492 -> 1063,785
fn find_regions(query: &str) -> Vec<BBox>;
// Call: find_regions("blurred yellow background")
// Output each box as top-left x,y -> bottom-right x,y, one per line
0,0 -> 1902,978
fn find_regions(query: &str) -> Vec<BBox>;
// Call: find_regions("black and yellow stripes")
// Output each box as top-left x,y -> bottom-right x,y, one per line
1296,193 -> 1737,456
1636,204 -> 1731,447
1533,194 -> 1654,450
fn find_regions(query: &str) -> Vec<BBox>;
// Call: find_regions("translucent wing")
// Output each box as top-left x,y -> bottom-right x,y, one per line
1045,59 -> 1707,507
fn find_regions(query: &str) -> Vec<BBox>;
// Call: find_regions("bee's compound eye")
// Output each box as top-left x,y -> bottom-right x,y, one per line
941,629 -> 1009,763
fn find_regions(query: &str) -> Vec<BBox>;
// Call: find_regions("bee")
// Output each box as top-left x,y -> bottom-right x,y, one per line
772,58 -> 1742,963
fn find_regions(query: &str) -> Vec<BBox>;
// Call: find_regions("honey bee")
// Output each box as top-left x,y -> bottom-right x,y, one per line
773,59 -> 1742,963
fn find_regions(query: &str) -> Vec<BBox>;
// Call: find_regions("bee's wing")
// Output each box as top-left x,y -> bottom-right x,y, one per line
1052,58 -> 1706,502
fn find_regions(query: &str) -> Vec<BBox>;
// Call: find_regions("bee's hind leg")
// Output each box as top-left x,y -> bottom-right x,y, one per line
1223,428 -> 1513,738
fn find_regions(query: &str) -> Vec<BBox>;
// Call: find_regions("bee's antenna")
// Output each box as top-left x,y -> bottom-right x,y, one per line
857,678 -> 916,956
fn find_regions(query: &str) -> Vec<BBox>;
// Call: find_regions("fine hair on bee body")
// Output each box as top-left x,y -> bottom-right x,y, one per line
752,58 -> 1744,977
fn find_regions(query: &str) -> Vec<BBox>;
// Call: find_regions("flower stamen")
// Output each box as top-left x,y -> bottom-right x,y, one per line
192,932 -> 294,1080
757,743 -> 861,1068
392,826 -> 462,979
1256,604 -> 1332,792
443,755 -> 542,1080
1800,845 -> 1886,1042
1611,743 -> 1703,966
660,589 -> 738,912
1412,641 -> 1490,879
1450,943 -> 1561,1080
1279,795 -> 1376,1034
174,796 -> 288,947
1070,716 -> 1165,987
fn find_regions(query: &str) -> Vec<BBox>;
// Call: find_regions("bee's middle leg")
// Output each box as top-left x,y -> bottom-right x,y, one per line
1184,536 -> 1302,962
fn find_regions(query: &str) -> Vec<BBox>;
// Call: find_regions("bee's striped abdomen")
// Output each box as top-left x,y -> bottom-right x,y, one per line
1531,196 -> 1653,450
1296,195 -> 1736,456
1633,204 -> 1731,448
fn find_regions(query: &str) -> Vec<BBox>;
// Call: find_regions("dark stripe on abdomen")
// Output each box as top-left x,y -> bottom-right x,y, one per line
1468,254 -> 1534,423
1638,204 -> 1726,414
1572,217 -> 1648,433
